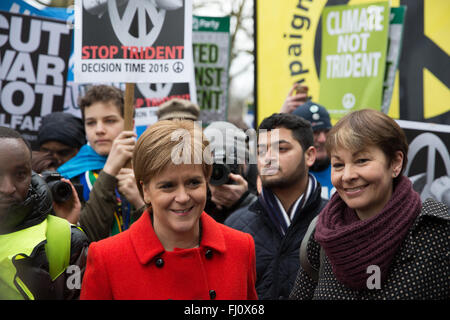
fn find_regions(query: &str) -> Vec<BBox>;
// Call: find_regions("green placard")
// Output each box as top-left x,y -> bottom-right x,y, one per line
193,16 -> 231,124
193,16 -> 230,33
318,2 -> 390,119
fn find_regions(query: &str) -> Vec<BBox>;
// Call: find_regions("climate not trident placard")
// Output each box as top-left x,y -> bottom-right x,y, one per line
318,2 -> 390,119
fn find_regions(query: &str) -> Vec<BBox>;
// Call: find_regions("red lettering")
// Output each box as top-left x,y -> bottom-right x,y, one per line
110,45 -> 118,59
121,46 -> 128,59
175,46 -> 184,59
166,46 -> 176,59
82,46 -> 90,59
145,47 -> 155,59
89,46 -> 98,59
135,98 -> 144,108
98,46 -> 109,59
156,46 -> 164,59
130,46 -> 139,59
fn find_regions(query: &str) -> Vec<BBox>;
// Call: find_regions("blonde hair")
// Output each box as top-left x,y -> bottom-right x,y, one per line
325,109 -> 409,179
133,120 -> 212,198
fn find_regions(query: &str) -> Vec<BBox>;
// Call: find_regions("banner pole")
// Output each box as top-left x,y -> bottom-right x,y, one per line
124,82 -> 135,168
124,82 -> 135,131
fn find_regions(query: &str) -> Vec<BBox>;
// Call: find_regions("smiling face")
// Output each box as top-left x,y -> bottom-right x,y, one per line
84,101 -> 124,156
330,145 -> 403,220
141,163 -> 207,249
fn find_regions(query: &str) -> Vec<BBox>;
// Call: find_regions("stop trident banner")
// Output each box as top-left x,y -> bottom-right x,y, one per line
74,0 -> 193,83
318,2 -> 390,119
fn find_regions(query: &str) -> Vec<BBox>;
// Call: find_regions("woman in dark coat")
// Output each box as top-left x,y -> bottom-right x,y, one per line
290,109 -> 449,300
80,120 -> 257,300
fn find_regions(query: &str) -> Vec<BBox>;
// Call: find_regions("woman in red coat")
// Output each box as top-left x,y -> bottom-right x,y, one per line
80,120 -> 258,300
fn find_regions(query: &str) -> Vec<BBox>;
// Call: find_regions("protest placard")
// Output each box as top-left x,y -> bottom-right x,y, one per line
133,79 -> 196,133
0,10 -> 72,148
397,120 -> 450,207
381,6 -> 406,114
193,15 -> 230,123
318,2 -> 390,119
133,15 -> 231,132
74,0 -> 193,84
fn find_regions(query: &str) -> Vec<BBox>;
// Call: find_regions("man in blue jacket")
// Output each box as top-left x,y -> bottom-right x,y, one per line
225,113 -> 327,299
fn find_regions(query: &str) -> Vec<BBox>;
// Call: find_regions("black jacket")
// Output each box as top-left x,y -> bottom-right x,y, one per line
3,172 -> 89,300
225,183 -> 327,299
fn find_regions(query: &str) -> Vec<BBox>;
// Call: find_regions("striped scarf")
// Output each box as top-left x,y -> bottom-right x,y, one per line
259,174 -> 318,236
80,170 -> 132,235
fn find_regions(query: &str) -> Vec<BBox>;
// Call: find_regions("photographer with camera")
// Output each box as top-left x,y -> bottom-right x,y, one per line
203,122 -> 257,223
31,151 -> 82,225
0,127 -> 89,300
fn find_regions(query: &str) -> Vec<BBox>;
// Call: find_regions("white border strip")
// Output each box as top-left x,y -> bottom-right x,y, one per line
395,119 -> 450,133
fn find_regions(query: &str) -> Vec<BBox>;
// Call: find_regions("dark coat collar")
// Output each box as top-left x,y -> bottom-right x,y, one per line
130,210 -> 227,265
412,198 -> 450,229
3,172 -> 52,234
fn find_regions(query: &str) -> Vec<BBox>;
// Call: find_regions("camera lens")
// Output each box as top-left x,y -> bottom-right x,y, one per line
209,163 -> 231,186
48,181 -> 73,203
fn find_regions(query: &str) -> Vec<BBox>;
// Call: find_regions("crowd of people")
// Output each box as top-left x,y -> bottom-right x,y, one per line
0,84 -> 448,300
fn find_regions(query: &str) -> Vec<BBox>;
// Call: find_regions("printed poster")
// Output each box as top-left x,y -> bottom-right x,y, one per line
134,15 -> 231,131
319,2 -> 390,119
0,10 -> 72,148
397,120 -> 450,207
193,15 -> 230,124
381,6 -> 406,114
74,0 -> 193,83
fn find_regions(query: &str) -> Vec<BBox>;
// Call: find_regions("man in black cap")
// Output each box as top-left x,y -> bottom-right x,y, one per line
38,112 -> 86,166
292,101 -> 335,199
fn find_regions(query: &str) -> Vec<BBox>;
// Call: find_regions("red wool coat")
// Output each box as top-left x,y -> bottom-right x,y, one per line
80,211 -> 258,300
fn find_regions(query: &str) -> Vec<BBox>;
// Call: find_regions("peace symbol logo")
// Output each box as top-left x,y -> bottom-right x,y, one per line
173,61 -> 184,73
342,93 -> 356,110
108,0 -> 166,47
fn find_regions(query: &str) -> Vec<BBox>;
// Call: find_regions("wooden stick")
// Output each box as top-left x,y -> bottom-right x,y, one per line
124,83 -> 135,131
123,83 -> 135,168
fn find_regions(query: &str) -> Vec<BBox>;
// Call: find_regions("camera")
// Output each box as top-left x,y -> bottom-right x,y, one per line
41,171 -> 73,203
210,159 -> 241,186
203,121 -> 248,186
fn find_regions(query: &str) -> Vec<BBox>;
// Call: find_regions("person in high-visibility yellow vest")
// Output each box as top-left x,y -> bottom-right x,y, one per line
0,127 -> 89,300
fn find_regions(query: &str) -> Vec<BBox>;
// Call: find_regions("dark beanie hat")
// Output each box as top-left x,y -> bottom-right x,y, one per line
293,101 -> 332,131
38,112 -> 86,148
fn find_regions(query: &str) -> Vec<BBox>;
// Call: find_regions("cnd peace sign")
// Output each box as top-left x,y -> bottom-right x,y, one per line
405,133 -> 450,200
136,82 -> 173,98
108,0 -> 166,47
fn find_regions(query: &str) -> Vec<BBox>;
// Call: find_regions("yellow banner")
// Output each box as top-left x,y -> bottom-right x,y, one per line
256,0 -> 450,125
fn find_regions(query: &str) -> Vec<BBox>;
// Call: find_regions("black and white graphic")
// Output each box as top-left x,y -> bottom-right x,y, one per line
398,120 -> 450,207
74,0 -> 192,83
0,11 -> 72,148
